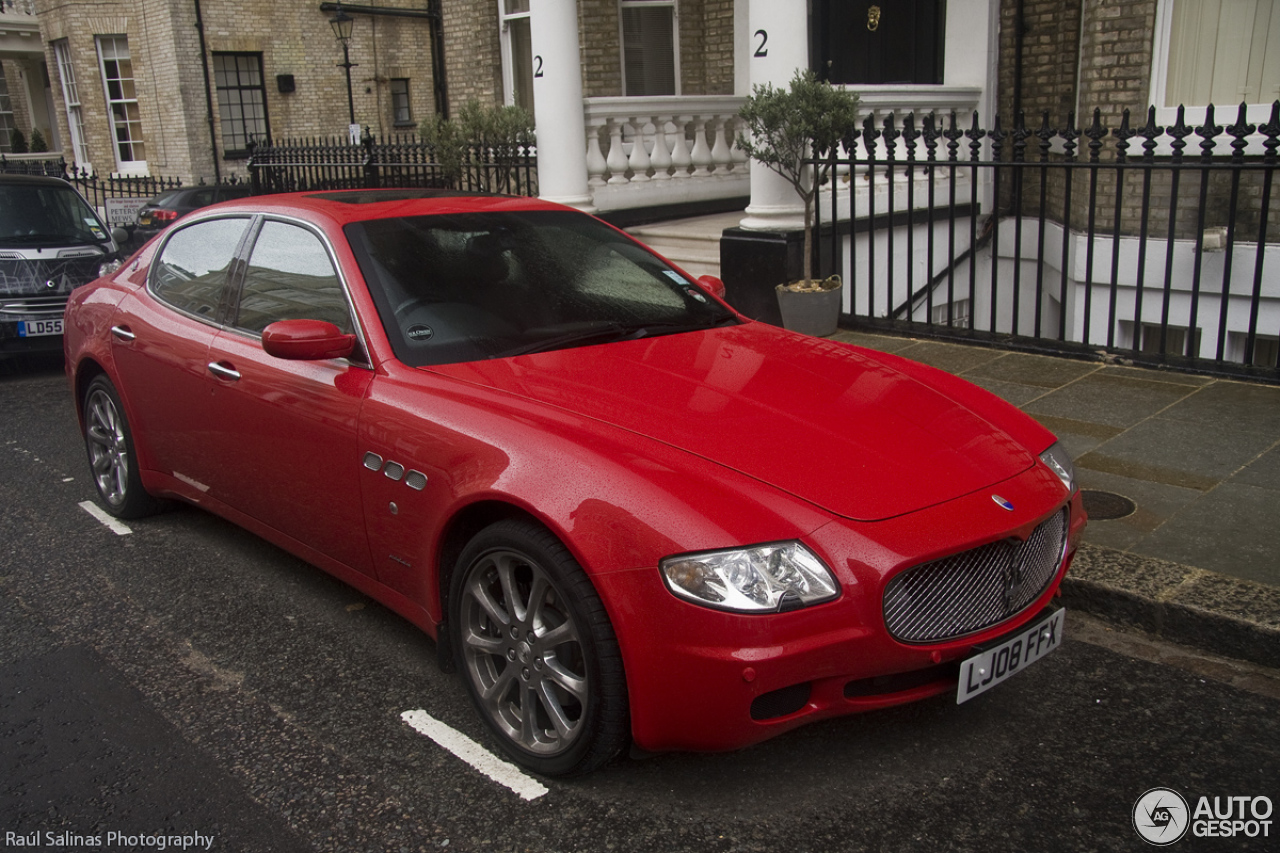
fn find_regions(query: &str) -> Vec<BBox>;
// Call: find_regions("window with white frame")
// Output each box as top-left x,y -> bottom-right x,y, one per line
54,41 -> 91,170
930,299 -> 971,329
1152,0 -> 1280,124
96,35 -> 146,173
620,0 -> 679,97
0,65 -> 15,153
1228,331 -> 1280,367
1139,323 -> 1203,358
499,0 -> 535,113
214,53 -> 269,157
390,78 -> 413,126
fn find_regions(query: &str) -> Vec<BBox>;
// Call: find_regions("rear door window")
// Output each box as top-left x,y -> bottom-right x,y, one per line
150,217 -> 251,320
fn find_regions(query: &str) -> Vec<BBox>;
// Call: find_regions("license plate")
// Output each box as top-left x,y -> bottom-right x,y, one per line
18,318 -> 63,338
957,607 -> 1064,704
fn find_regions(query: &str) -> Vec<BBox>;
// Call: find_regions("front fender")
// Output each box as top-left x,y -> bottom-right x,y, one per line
356,364 -> 835,625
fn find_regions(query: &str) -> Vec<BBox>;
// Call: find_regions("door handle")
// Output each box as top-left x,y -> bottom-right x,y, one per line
110,325 -> 136,342
207,361 -> 242,381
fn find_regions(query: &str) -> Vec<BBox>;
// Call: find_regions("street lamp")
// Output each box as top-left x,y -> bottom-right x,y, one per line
329,3 -> 358,132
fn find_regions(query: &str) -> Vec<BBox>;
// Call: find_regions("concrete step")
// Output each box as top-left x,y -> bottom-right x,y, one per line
626,211 -> 742,280
642,243 -> 721,279
630,232 -> 725,255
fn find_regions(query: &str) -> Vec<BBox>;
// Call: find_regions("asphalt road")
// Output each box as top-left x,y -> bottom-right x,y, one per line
2,356 -> 1278,853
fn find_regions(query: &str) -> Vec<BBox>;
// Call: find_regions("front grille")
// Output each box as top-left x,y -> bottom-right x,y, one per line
0,295 -> 69,316
0,257 -> 102,298
883,508 -> 1068,644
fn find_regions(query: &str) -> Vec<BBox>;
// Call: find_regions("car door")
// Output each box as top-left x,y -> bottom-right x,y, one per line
202,218 -> 376,576
109,216 -> 252,488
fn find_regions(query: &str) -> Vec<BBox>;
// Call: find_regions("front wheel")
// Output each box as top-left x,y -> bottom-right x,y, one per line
82,375 -> 164,519
450,519 -> 629,776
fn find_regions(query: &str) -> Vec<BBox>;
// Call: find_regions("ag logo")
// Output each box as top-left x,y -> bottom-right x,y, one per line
1134,787 -> 1190,846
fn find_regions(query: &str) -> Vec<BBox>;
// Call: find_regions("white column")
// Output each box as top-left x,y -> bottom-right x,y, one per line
740,0 -> 809,231
530,0 -> 595,211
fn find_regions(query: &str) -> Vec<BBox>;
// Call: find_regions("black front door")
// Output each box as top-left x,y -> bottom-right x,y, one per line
813,0 -> 945,86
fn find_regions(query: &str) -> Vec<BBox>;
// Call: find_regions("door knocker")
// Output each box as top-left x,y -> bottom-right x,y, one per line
867,5 -> 881,32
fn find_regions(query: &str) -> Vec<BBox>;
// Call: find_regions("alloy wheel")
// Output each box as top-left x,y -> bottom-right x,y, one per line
86,386 -> 130,508
458,546 -> 589,757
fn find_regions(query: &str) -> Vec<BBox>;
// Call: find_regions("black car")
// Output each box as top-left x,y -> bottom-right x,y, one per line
135,184 -> 255,236
0,174 -> 125,358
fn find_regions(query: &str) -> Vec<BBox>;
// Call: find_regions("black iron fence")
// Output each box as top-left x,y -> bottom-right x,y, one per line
0,156 -> 185,210
247,131 -> 538,198
818,102 -> 1280,383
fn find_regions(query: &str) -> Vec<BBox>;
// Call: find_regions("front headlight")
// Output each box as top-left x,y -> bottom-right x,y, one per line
1040,442 -> 1077,493
660,542 -> 839,613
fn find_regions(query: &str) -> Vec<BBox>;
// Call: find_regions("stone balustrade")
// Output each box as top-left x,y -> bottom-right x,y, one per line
578,87 -> 984,219
582,96 -> 749,212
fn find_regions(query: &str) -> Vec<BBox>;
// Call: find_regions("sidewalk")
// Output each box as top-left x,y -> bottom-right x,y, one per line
832,329 -> 1280,669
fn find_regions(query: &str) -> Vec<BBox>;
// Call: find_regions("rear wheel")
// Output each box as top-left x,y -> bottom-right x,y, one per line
83,375 -> 163,519
451,519 -> 629,776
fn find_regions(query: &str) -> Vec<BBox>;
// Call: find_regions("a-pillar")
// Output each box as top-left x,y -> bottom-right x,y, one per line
721,0 -> 811,325
529,0 -> 595,212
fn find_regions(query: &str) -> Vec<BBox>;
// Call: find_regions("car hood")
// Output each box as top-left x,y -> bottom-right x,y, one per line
428,325 -> 1037,521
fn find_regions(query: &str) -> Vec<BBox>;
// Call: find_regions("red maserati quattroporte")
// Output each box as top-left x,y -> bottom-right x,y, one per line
66,189 -> 1085,776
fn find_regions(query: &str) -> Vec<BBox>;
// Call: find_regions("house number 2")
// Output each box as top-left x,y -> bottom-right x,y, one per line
534,56 -> 544,77
753,30 -> 768,57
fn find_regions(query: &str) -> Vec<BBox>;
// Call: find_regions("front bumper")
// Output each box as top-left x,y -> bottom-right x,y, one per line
599,465 -> 1086,753
1,313 -> 67,355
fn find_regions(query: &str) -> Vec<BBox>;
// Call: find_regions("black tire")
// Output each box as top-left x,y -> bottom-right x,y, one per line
450,519 -> 629,776
82,375 -> 164,519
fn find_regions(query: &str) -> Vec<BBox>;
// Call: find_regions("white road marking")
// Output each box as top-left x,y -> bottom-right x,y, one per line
78,501 -> 132,536
400,709 -> 549,801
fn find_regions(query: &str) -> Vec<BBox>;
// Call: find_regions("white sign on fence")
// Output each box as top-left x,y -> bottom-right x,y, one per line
105,197 -> 150,227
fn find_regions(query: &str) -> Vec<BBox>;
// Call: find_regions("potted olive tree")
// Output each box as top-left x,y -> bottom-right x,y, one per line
737,70 -> 859,336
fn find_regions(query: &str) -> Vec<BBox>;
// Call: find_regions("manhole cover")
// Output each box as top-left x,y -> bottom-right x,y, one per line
1081,489 -> 1136,520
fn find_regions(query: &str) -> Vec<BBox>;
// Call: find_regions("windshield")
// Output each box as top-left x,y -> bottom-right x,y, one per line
346,210 -> 737,366
0,183 -> 111,247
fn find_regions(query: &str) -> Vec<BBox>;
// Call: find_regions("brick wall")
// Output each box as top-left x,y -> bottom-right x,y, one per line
580,0 -> 622,97
1075,0 -> 1157,127
440,0 -> 502,109
36,0 -> 741,183
997,0 -> 1157,127
38,0 -> 443,183
996,0 -> 1083,127
995,0 -> 1277,242
697,0 -> 735,96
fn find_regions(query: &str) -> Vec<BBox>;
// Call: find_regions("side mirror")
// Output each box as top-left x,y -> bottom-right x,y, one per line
262,319 -> 356,360
111,227 -> 130,246
697,274 -> 726,300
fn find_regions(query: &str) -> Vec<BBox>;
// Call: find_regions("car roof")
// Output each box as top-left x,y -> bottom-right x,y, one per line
0,173 -> 77,189
206,188 -> 571,226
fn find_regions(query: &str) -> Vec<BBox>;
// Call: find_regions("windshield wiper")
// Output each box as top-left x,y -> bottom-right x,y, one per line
493,322 -> 642,358
495,318 -> 733,359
